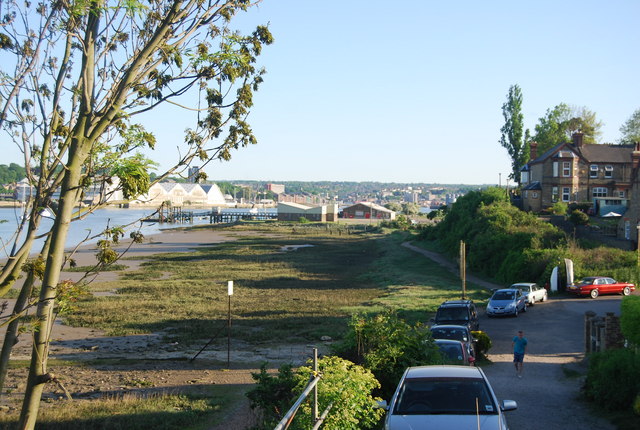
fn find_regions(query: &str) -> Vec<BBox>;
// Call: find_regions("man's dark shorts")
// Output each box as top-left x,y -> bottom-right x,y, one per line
513,352 -> 525,363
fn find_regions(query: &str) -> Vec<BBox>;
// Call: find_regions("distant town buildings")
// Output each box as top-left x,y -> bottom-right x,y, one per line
130,182 -> 226,207
267,183 -> 285,194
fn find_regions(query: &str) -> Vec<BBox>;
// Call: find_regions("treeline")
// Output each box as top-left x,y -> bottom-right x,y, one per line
0,163 -> 26,185
420,187 -> 639,287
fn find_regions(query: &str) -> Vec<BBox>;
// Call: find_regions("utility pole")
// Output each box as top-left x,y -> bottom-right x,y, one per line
460,241 -> 466,299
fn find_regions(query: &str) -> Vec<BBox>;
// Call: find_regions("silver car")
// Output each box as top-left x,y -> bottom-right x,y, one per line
381,365 -> 517,429
486,288 -> 527,317
511,282 -> 548,305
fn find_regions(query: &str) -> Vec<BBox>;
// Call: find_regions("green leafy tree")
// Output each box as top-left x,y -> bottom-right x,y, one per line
385,202 -> 402,212
401,202 -> 420,216
334,311 -> 441,398
0,163 -> 26,184
533,104 -> 603,154
0,2 -> 272,427
569,209 -> 589,226
500,85 -> 528,183
619,108 -> 640,145
294,356 -> 384,430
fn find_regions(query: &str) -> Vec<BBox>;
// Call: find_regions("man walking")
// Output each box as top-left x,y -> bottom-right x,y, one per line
512,330 -> 527,378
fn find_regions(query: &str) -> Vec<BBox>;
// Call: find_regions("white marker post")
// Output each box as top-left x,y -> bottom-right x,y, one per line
227,281 -> 233,368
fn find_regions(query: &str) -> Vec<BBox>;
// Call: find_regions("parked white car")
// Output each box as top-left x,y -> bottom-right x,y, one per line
380,365 -> 517,429
511,282 -> 547,305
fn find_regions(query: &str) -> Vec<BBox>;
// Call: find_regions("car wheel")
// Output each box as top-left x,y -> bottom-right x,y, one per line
541,293 -> 547,302
523,303 -> 527,313
622,286 -> 631,296
514,308 -> 518,317
590,289 -> 599,299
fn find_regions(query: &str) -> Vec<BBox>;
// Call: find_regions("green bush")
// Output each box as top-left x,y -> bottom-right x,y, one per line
634,394 -> 640,416
246,363 -> 297,428
246,358 -> 384,430
569,209 -> 589,226
333,311 -> 441,398
585,348 -> 640,411
621,296 -> 640,346
471,330 -> 492,359
298,216 -> 310,223
552,201 -> 568,215
293,356 -> 384,430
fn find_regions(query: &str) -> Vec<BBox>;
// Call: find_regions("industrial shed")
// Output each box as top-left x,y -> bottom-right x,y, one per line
342,202 -> 396,220
277,202 -> 337,222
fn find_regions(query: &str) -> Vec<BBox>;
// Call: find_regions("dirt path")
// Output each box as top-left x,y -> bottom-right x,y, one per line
403,241 -> 618,429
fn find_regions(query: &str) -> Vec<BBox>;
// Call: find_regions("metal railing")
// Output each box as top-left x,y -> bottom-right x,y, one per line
274,348 -> 333,430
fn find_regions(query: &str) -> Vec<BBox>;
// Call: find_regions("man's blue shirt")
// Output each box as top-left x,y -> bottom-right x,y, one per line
513,336 -> 527,354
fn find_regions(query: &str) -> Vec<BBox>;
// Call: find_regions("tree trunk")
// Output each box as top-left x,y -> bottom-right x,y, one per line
0,236 -> 51,397
18,145 -> 87,429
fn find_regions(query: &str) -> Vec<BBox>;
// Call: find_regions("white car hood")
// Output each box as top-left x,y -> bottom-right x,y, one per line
387,413 -> 505,429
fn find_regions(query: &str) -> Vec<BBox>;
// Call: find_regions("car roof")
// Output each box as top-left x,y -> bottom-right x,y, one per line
434,339 -> 464,346
405,365 -> 482,379
439,300 -> 473,307
430,324 -> 470,331
494,288 -> 519,293
510,283 -> 536,287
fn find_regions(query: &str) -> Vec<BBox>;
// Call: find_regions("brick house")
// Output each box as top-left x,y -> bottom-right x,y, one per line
520,133 -> 640,212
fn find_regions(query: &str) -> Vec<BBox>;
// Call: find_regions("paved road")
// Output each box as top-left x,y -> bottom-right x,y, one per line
480,296 -> 619,430
403,242 -> 622,429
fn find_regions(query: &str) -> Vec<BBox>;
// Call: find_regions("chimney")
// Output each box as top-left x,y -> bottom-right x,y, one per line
529,141 -> 538,160
632,141 -> 640,170
572,132 -> 584,148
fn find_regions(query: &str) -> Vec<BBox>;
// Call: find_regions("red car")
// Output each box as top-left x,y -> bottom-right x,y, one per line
567,276 -> 635,299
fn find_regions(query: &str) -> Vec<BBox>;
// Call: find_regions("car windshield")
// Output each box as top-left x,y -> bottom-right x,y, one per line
436,307 -> 469,321
431,328 -> 468,342
394,378 -> 497,415
436,343 -> 464,361
492,291 -> 514,301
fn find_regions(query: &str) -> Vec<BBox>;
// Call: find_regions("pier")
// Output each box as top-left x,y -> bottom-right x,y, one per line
143,206 -> 277,224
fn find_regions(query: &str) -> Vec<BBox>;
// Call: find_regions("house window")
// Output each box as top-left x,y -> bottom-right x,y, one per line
590,165 -> 598,178
552,187 -> 559,202
523,190 -> 528,198
563,162 -> 572,177
605,165 -> 613,178
562,187 -> 571,202
593,187 -> 607,198
618,190 -> 625,198
553,162 -> 559,177
532,192 -> 538,198
521,171 -> 529,184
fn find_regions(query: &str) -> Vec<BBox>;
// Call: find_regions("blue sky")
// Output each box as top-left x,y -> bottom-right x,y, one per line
4,1 -> 640,185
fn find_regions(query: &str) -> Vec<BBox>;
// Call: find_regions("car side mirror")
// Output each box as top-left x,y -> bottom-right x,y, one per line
375,400 -> 389,411
501,400 -> 517,411
468,356 -> 476,364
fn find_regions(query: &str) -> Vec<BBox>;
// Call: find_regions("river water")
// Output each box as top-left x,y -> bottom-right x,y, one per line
0,206 -> 272,256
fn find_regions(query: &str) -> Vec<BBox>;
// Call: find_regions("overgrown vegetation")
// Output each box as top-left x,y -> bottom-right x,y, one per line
419,187 -> 640,286
0,392 -> 225,430
248,356 -> 384,430
332,311 -> 442,399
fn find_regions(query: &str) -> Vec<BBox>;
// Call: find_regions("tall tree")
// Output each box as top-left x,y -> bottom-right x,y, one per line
533,103 -> 603,154
619,108 -> 640,145
499,85 -> 527,184
0,1 -> 272,428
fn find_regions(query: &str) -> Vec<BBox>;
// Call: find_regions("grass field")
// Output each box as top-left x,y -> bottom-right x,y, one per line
65,222 -> 493,345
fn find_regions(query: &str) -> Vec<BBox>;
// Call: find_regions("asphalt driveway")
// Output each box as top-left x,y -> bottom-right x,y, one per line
402,242 -> 622,429
480,296 -> 620,430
